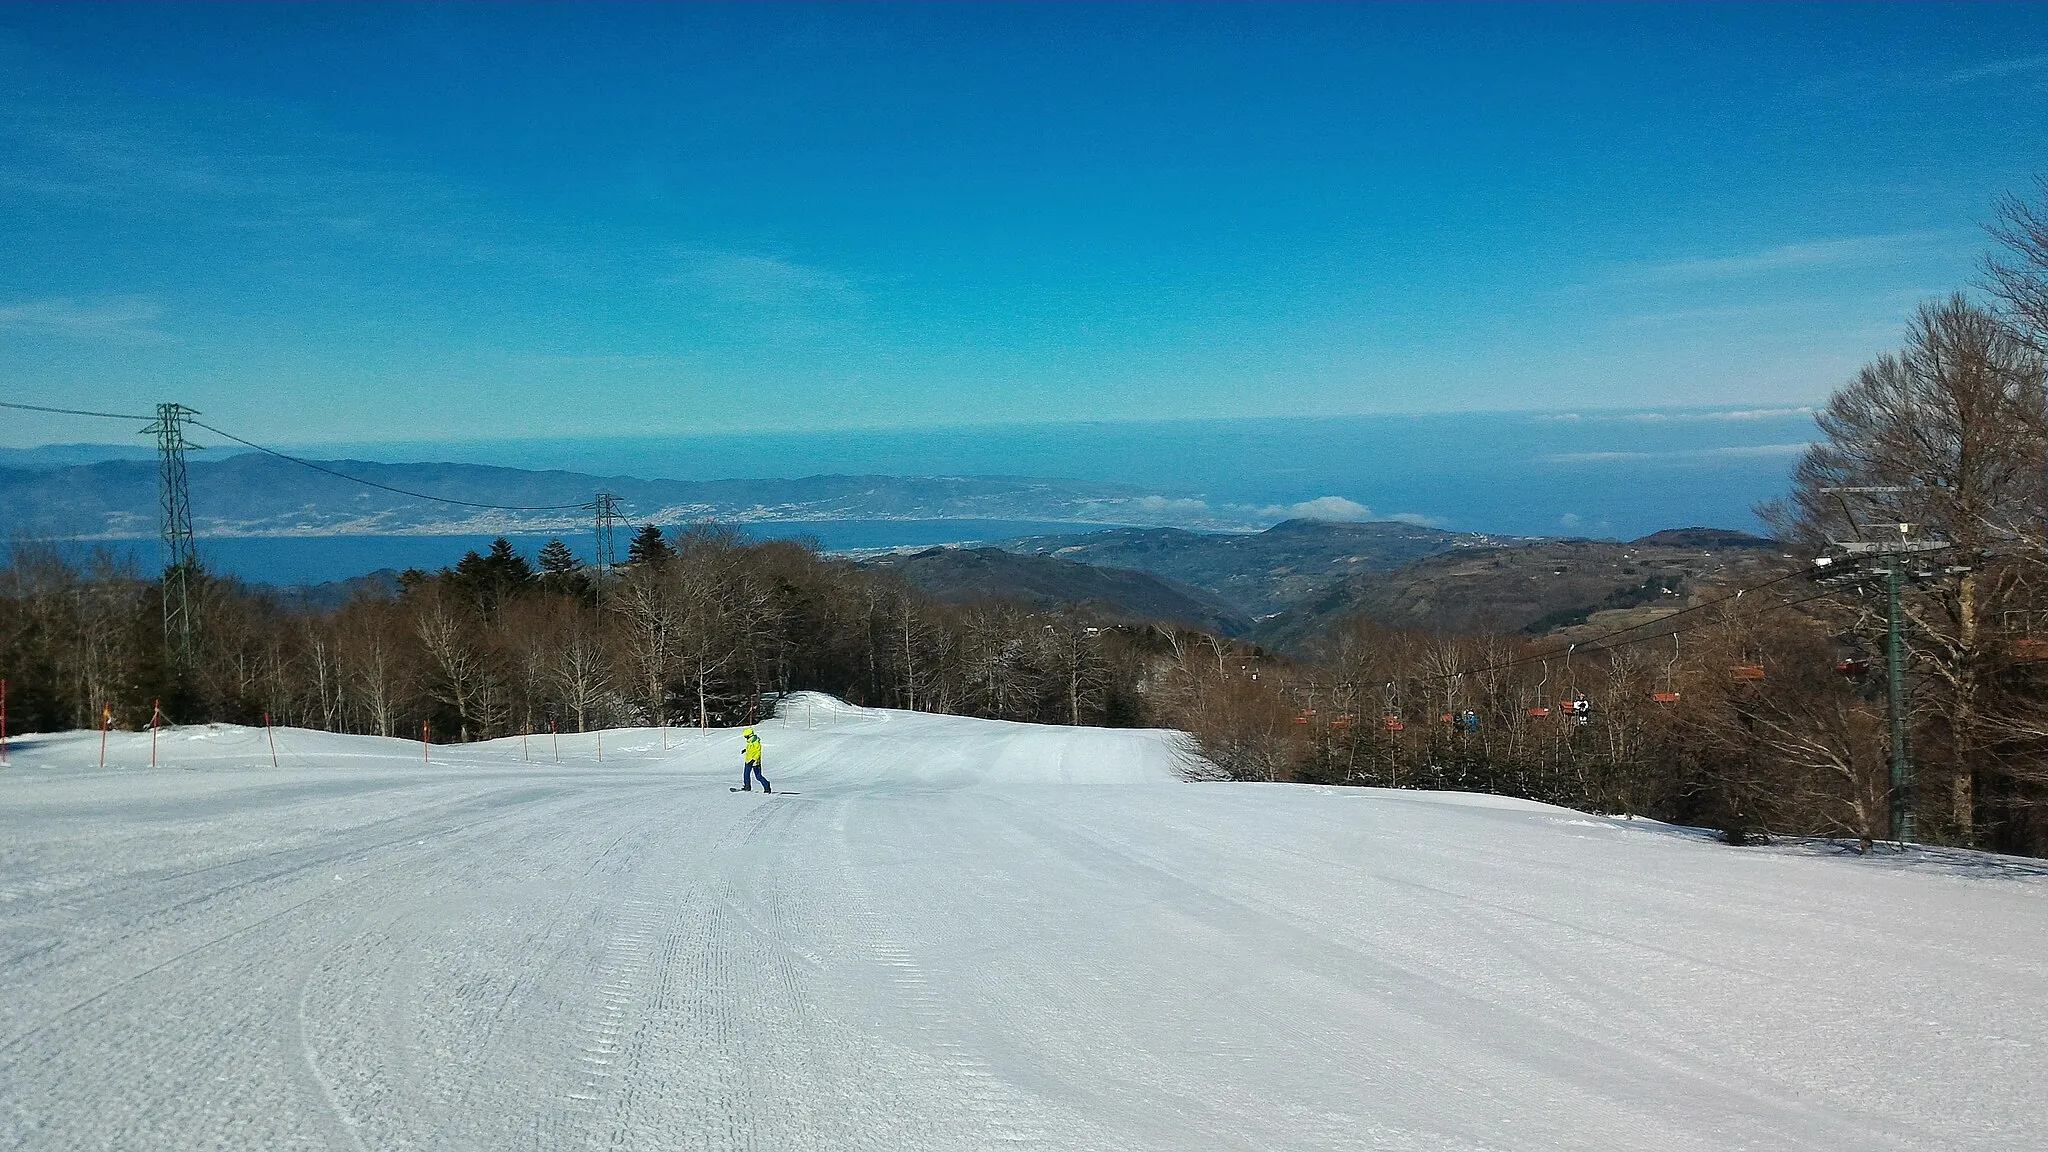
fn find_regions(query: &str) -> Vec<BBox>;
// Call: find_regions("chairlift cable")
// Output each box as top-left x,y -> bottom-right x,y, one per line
1437,565 -> 1817,682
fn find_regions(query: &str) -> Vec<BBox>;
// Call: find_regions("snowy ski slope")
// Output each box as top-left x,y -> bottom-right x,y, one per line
2,693 -> 2044,1150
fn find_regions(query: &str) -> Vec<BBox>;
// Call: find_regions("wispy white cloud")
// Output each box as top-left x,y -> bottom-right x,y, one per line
680,252 -> 852,305
1696,407 -> 1815,422
1131,495 -> 1214,518
0,71 -> 464,245
1546,450 -> 1653,463
0,56 -> 872,355
1628,233 -> 1946,285
1557,511 -> 1616,535
1709,442 -> 1812,458
662,250 -> 863,330
1387,511 -> 1448,528
1113,492 -> 1430,530
1536,407 -> 1814,424
0,295 -> 166,342
1936,54 -> 2048,87
1257,495 -> 1376,522
1541,441 -> 1812,465
1616,407 -> 1816,423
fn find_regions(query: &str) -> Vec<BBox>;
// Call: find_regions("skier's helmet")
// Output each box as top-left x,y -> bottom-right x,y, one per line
744,728 -> 755,738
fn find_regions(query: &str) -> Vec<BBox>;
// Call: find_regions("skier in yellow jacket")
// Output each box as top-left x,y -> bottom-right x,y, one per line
740,728 -> 770,792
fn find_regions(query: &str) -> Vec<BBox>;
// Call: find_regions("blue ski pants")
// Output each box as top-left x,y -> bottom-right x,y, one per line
742,759 -> 770,791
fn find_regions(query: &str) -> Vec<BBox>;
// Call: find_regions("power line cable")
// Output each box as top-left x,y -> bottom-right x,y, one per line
0,399 -> 154,421
187,419 -> 591,512
5,397 -> 593,512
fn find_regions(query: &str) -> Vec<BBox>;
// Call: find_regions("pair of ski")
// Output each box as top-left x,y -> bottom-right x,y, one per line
730,787 -> 799,794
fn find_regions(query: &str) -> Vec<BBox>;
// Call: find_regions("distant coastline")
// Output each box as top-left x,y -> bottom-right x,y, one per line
3,407 -> 1809,547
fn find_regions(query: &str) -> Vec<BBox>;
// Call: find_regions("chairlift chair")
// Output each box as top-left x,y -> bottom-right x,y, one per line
1529,659 -> 1552,718
1567,692 -> 1592,726
1652,634 -> 1681,704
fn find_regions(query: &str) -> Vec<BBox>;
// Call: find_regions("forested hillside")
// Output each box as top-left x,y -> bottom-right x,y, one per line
998,518 -> 1484,615
1251,531 -> 1797,652
864,546 -> 1252,636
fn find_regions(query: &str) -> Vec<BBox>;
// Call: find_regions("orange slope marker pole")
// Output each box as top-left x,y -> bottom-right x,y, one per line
422,720 -> 430,764
264,711 -> 278,768
1,678 -> 9,765
99,703 -> 111,768
151,699 -> 162,769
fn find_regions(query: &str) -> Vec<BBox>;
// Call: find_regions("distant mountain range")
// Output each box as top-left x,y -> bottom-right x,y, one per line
4,447 -> 1797,652
0,452 -> 1285,538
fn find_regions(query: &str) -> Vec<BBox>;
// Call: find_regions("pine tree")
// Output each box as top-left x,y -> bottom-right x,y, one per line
483,537 -> 535,584
536,537 -> 586,598
538,538 -> 579,577
628,524 -> 673,567
450,537 -> 535,615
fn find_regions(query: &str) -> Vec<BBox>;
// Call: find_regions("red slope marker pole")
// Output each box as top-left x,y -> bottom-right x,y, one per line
151,699 -> 162,769
99,703 -> 111,768
264,711 -> 278,768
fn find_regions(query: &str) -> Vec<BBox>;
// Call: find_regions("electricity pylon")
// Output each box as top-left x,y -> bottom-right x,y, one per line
142,403 -> 201,665
592,491 -> 623,606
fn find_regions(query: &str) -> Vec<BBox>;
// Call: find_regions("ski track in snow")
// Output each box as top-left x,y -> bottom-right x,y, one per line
2,695 -> 2044,1150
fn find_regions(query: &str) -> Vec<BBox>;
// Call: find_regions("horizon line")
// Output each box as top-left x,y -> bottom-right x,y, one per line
4,402 -> 1824,453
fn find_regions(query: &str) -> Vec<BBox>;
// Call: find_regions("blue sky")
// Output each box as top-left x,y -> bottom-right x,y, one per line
2,3 -> 2045,447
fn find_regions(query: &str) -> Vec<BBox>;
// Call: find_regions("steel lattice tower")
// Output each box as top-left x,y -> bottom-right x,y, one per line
144,403 -> 201,664
593,492 -> 622,606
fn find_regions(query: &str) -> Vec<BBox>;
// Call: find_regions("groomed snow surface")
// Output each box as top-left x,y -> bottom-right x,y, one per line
3,694 -> 2044,1151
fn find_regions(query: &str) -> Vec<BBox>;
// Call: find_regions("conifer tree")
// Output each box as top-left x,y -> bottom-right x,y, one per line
536,537 -> 585,598
451,538 -> 535,616
538,538 -> 579,578
484,537 -> 534,583
628,524 -> 673,567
